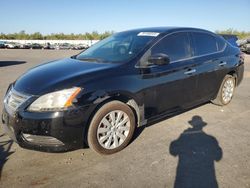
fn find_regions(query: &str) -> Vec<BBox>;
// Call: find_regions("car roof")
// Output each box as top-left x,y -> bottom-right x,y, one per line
122,27 -> 214,35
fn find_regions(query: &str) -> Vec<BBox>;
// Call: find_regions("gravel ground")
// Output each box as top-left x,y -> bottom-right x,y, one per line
0,49 -> 250,188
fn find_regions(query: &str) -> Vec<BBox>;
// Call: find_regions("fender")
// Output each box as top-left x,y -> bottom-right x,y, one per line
87,90 -> 146,127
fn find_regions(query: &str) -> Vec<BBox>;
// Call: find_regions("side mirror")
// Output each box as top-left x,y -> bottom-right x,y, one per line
148,53 -> 170,66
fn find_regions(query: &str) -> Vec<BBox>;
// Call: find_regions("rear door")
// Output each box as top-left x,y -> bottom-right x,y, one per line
190,32 -> 228,102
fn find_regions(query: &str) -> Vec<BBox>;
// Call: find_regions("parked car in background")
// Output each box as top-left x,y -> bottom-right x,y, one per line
220,34 -> 239,47
55,43 -> 72,50
238,38 -> 250,54
1,41 -> 90,50
42,42 -> 55,50
31,43 -> 43,49
242,43 -> 250,54
20,43 -> 32,49
237,39 -> 247,47
5,42 -> 20,49
2,27 -> 244,155
0,41 -> 6,48
71,44 -> 89,50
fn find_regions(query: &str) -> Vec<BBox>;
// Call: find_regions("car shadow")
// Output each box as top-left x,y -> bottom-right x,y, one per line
169,115 -> 223,188
0,61 -> 26,67
0,133 -> 14,180
132,102 -> 209,142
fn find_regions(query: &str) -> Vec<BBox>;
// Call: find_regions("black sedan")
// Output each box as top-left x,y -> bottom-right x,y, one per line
2,27 -> 244,154
31,43 -> 43,49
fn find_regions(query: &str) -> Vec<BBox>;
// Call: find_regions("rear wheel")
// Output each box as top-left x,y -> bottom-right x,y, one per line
87,101 -> 135,155
212,75 -> 236,106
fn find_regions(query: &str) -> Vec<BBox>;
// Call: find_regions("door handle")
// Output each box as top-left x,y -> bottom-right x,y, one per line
184,69 -> 196,75
219,61 -> 227,66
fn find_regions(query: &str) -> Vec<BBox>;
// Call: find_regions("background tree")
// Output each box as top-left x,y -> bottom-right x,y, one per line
215,28 -> 250,39
1,29 -> 248,40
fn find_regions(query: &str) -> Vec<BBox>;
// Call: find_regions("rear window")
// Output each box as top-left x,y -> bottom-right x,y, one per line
221,35 -> 238,41
192,32 -> 217,56
220,35 -> 238,47
216,36 -> 227,51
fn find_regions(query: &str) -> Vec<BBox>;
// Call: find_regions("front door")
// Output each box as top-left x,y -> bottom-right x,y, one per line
138,32 -> 199,118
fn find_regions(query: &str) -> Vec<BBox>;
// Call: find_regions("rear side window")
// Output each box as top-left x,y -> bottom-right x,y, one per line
192,32 -> 217,56
216,36 -> 227,51
151,32 -> 191,62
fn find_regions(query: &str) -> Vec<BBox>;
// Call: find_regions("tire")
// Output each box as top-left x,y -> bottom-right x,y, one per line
87,100 -> 135,155
211,75 -> 236,106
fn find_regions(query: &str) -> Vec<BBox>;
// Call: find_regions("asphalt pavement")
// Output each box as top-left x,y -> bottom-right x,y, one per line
0,49 -> 250,188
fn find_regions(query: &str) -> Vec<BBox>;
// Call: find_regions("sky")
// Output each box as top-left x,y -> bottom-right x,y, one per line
0,0 -> 249,34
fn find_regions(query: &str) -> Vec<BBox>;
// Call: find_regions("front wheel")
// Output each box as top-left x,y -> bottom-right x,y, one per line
87,101 -> 135,155
212,75 -> 236,106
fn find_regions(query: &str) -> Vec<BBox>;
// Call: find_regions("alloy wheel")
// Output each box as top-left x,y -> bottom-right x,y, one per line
222,78 -> 235,104
97,110 -> 130,149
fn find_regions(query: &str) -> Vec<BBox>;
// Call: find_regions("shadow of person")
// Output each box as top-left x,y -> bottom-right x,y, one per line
169,116 -> 223,188
0,134 -> 14,180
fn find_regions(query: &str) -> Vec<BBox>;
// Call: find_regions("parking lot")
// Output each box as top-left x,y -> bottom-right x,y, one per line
0,49 -> 250,187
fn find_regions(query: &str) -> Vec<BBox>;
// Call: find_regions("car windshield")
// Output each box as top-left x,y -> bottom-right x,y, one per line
75,31 -> 159,62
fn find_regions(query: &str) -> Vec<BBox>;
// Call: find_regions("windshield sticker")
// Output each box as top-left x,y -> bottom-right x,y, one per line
137,32 -> 160,37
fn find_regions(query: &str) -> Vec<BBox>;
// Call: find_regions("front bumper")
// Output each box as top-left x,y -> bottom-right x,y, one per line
1,105 -> 93,152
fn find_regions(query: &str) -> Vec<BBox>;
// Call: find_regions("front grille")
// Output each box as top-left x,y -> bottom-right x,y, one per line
4,88 -> 30,111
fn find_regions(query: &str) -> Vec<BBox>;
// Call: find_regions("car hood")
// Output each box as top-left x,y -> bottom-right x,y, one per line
14,58 -> 117,95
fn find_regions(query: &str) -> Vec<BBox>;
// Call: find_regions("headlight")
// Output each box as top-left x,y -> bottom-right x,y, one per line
28,87 -> 81,112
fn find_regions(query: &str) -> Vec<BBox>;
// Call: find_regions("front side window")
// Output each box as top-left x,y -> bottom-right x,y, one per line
192,32 -> 217,56
149,32 -> 191,62
76,31 -> 159,62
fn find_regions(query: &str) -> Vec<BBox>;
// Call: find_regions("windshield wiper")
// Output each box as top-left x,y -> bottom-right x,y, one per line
77,57 -> 104,63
